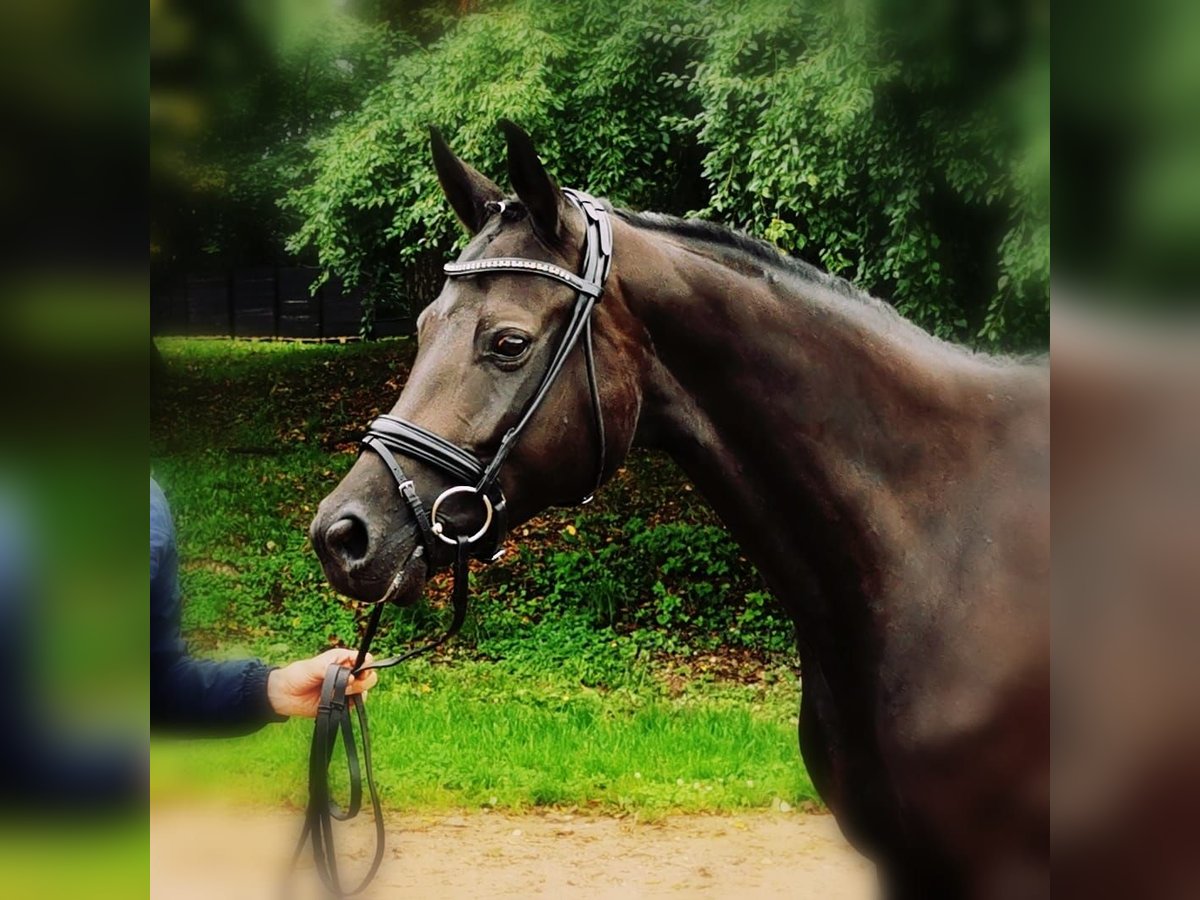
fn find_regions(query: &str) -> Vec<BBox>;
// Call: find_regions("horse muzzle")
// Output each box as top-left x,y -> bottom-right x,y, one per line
309,493 -> 429,606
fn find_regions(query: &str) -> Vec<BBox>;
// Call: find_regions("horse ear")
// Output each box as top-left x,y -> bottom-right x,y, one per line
499,120 -> 562,242
430,127 -> 504,235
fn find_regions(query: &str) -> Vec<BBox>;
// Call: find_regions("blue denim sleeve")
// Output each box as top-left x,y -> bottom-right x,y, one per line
150,478 -> 284,735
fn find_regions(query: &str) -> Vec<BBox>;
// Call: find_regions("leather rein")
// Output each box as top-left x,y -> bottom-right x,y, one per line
291,189 -> 613,897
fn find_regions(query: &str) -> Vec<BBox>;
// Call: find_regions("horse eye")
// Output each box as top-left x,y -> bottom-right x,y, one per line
491,334 -> 530,359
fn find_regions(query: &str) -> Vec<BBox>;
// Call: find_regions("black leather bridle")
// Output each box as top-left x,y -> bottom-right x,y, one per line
291,189 -> 613,897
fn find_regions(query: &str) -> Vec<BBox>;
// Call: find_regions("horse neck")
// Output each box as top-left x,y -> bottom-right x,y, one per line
615,225 -> 1022,632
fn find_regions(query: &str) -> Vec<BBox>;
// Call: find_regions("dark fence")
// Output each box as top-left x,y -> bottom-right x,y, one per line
151,266 -> 414,339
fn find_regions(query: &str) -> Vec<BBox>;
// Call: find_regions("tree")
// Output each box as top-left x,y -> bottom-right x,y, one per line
226,0 -> 1045,349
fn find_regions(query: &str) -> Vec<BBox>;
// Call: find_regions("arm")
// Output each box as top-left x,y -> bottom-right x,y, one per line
150,479 -> 284,735
151,654 -> 283,737
152,649 -> 378,735
149,479 -> 375,735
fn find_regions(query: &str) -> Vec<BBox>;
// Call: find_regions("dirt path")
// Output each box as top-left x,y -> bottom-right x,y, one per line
152,804 -> 874,899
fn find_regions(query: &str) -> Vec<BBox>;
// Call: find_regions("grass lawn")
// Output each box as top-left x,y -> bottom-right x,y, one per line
151,659 -> 814,816
150,338 -> 813,815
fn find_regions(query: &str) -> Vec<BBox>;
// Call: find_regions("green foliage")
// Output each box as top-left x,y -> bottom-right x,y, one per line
280,0 -> 700,324
281,0 -> 1048,349
478,518 -> 792,658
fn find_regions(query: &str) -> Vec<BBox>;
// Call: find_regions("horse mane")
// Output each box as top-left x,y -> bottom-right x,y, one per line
611,205 -> 1045,367
613,207 -> 889,309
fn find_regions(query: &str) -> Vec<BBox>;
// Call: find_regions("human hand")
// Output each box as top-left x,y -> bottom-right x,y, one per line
267,649 -> 379,718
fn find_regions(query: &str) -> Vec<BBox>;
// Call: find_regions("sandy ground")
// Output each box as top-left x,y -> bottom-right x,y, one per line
151,804 -> 876,899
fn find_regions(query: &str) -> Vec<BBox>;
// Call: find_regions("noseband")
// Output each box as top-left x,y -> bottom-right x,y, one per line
293,189 -> 613,897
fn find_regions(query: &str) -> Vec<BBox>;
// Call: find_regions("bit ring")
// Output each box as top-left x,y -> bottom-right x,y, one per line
429,485 -> 494,545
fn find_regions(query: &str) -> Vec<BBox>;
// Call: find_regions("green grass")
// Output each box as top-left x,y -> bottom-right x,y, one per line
152,659 -> 814,816
151,338 -> 810,815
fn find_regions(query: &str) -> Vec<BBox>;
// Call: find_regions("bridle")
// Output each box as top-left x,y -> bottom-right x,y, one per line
364,187 -> 613,553
291,189 -> 613,897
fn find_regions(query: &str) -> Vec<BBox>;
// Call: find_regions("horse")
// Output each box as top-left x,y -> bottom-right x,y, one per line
309,122 -> 1050,899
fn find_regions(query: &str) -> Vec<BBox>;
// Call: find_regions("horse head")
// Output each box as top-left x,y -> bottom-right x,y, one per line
310,122 -> 645,604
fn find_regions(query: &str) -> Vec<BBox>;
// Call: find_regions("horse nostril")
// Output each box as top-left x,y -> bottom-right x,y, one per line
326,515 -> 370,564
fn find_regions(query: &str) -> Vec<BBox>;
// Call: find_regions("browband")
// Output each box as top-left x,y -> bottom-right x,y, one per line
443,256 -> 603,298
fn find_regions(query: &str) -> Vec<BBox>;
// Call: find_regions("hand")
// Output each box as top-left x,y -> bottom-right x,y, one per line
267,649 -> 379,718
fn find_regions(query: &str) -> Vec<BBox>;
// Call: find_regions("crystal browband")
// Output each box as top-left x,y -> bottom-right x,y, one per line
442,256 -> 604,299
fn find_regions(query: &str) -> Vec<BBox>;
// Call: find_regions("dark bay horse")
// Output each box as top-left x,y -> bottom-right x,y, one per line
310,124 -> 1050,898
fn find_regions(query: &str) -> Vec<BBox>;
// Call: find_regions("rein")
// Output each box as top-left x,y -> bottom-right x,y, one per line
291,189 -> 612,897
